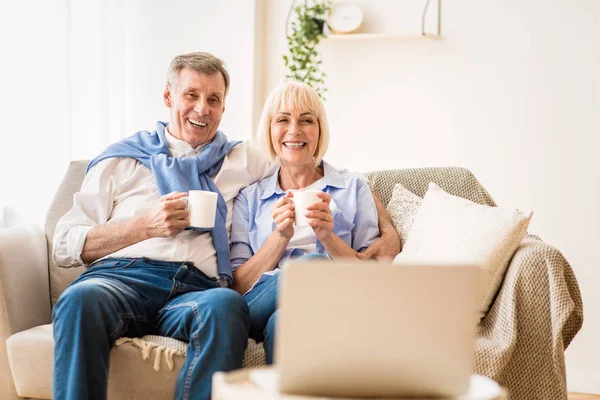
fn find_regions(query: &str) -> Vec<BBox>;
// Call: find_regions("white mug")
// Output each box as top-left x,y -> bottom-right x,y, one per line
292,191 -> 322,226
185,190 -> 218,228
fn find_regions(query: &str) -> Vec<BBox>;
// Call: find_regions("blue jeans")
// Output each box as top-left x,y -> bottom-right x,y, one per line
242,253 -> 329,364
52,257 -> 249,400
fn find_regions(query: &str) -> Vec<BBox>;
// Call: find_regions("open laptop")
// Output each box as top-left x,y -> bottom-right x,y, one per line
272,260 -> 480,398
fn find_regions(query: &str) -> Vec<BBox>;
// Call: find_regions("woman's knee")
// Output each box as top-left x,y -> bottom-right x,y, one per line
245,275 -> 279,310
265,309 -> 279,337
263,309 -> 279,365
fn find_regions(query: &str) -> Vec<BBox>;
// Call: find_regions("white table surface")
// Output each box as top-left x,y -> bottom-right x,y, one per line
212,367 -> 506,400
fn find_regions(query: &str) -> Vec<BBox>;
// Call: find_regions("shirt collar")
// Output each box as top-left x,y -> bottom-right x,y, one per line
259,160 -> 346,200
164,125 -> 209,153
320,161 -> 346,190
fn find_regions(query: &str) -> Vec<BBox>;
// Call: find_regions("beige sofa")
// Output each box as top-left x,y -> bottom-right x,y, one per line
1,161 -> 583,400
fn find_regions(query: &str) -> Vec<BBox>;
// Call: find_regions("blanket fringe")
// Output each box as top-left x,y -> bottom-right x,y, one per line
115,337 -> 185,372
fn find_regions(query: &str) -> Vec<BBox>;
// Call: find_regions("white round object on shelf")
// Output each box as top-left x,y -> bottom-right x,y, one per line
327,2 -> 363,34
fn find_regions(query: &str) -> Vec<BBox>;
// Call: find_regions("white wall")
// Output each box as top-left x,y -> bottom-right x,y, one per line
0,0 -> 70,226
121,0 -> 258,142
265,0 -> 600,393
0,0 -> 260,226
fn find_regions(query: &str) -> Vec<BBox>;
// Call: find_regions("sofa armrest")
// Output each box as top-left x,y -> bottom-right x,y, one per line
0,225 -> 51,400
0,225 -> 52,333
474,235 -> 584,400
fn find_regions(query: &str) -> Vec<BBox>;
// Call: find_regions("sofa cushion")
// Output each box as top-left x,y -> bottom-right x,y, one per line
394,183 -> 533,320
6,324 -> 265,399
386,183 -> 422,247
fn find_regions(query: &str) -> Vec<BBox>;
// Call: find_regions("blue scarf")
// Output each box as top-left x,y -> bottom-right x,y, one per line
87,121 -> 241,282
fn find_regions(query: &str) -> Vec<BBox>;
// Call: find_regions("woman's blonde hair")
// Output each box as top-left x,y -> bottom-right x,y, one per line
256,81 -> 330,167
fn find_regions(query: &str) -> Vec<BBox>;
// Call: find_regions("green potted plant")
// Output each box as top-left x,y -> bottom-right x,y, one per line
283,0 -> 331,99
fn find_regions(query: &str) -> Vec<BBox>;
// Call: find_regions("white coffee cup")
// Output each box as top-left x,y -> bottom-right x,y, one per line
292,190 -> 322,226
186,190 -> 218,228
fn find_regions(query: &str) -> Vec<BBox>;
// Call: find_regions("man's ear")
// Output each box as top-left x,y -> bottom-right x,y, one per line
163,85 -> 171,107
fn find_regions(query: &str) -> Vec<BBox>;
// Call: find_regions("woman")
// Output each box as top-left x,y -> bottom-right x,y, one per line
229,81 -> 380,364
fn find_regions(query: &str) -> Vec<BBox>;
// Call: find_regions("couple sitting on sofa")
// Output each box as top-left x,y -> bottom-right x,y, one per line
52,51 -> 396,400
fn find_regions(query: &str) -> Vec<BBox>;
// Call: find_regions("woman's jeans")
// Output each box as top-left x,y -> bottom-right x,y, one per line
242,253 -> 330,364
52,257 -> 249,400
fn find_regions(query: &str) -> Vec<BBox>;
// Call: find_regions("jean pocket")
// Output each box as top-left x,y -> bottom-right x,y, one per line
89,258 -> 137,270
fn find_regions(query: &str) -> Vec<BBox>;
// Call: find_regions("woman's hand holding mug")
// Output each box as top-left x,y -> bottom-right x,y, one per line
305,192 -> 333,242
272,192 -> 295,239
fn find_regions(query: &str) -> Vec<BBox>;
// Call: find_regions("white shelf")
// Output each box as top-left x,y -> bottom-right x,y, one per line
322,33 -> 444,41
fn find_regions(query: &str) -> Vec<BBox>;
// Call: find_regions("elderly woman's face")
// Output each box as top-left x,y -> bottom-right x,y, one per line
270,108 -> 319,167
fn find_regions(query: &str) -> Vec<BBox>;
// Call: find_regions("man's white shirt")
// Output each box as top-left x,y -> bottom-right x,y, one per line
53,129 -> 276,279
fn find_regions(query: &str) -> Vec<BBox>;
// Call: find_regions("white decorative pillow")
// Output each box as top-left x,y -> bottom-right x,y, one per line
386,184 -> 423,247
394,182 -> 533,320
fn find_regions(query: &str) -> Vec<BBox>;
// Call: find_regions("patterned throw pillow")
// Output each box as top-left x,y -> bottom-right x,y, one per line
385,183 -> 423,247
394,182 -> 533,320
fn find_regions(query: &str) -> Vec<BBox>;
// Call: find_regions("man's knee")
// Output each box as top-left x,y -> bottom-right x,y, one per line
203,288 -> 249,315
195,288 -> 250,333
53,280 -> 108,319
52,278 -> 129,331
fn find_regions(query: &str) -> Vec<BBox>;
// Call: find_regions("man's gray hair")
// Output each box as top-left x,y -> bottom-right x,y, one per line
167,52 -> 230,95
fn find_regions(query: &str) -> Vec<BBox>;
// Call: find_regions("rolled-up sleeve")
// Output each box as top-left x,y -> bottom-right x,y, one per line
229,188 -> 254,272
52,159 -> 119,268
352,177 -> 380,252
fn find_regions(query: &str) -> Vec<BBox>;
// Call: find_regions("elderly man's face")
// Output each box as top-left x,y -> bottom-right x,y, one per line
163,67 -> 226,148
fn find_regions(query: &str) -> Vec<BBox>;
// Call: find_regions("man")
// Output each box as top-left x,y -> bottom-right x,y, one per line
52,52 -> 400,400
